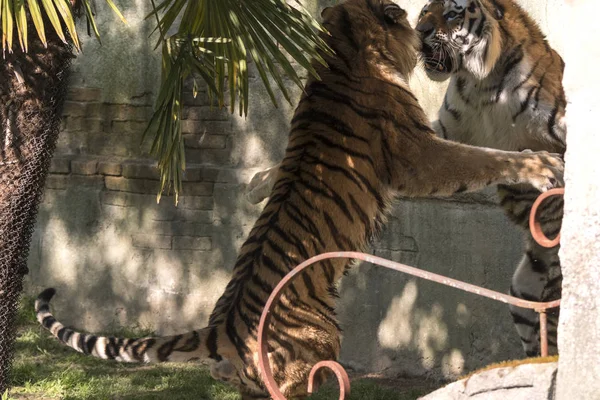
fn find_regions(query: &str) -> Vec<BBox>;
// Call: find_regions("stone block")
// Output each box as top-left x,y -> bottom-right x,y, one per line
98,160 -> 122,176
102,191 -> 154,207
49,157 -> 71,174
181,182 -> 214,196
67,87 -> 102,102
148,221 -> 213,236
184,149 -> 232,166
45,175 -> 69,190
176,210 -> 213,224
183,134 -> 227,149
105,176 -> 159,194
181,167 -> 202,182
71,159 -> 98,175
107,104 -> 153,121
173,236 -> 212,251
63,102 -> 105,119
199,167 -> 243,183
132,234 -> 172,249
182,91 -> 211,106
69,175 -> 105,188
122,162 -> 159,179
111,120 -> 149,134
182,106 -> 230,121
181,120 -> 232,135
65,117 -> 105,132
62,101 -> 87,117
179,196 -> 213,210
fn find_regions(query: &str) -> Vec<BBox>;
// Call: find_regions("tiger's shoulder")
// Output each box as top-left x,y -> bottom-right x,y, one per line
418,0 -> 566,154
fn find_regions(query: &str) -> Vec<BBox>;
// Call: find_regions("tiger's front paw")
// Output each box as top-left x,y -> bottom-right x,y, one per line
524,151 -> 565,192
245,164 -> 279,204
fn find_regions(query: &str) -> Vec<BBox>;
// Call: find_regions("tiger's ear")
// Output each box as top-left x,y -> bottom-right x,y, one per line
489,0 -> 505,20
321,6 -> 333,20
383,3 -> 407,24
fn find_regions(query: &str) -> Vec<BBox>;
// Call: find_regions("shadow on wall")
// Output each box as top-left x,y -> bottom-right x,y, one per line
25,0 -> 529,383
338,198 -> 526,379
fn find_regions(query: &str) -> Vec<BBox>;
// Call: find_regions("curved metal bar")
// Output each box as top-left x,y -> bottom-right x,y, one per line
529,188 -> 565,248
257,251 -> 562,399
307,361 -> 351,399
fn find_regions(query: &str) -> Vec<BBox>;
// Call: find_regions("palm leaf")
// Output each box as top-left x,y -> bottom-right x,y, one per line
2,0 -> 14,54
1,0 -> 126,53
26,0 -> 47,46
103,0 -> 127,25
53,0 -> 80,50
81,0 -> 101,42
146,0 -> 331,202
14,0 -> 27,51
39,0 -> 66,43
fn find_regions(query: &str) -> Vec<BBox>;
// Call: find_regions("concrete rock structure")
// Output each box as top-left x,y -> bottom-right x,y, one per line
419,362 -> 558,400
24,0 -> 567,380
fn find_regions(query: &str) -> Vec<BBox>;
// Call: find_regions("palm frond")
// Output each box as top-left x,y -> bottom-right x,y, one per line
0,0 -> 126,52
146,0 -> 331,203
1,0 -> 330,205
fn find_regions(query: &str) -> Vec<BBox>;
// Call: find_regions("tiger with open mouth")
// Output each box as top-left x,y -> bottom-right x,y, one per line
417,0 -> 567,357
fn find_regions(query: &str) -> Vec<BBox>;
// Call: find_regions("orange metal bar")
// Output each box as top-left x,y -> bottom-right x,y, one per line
539,311 -> 548,357
257,189 -> 565,399
529,188 -> 565,248
257,251 -> 561,400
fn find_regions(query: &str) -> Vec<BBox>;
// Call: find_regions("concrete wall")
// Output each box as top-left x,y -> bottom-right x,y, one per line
556,1 -> 600,398
25,0 -> 564,380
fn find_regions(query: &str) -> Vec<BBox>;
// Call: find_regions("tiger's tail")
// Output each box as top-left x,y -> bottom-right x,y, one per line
35,288 -> 212,363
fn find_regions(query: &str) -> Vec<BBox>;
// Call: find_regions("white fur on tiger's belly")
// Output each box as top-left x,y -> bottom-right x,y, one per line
438,58 -> 563,152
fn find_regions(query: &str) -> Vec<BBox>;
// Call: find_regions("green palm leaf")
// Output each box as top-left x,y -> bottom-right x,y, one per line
14,0 -> 26,51
147,0 -> 331,203
26,0 -> 47,46
1,0 -> 329,204
1,0 -> 126,51
1,0 -> 14,53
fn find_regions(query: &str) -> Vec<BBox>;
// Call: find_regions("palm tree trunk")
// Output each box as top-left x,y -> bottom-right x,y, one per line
0,31 -> 73,392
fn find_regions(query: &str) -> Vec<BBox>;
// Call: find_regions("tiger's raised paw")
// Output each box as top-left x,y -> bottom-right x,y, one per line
521,151 -> 565,192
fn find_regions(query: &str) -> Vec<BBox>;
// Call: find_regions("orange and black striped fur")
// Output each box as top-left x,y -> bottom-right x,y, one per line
417,0 -> 566,357
36,0 -> 564,398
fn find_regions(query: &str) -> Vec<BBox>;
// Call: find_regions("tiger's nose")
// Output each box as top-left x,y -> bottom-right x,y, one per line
416,20 -> 435,37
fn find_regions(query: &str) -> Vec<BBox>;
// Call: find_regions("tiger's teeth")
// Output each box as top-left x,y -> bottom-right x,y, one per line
438,64 -> 443,71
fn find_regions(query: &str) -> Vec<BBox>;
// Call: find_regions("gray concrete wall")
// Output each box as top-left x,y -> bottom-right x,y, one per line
24,0 -> 563,380
556,0 -> 600,397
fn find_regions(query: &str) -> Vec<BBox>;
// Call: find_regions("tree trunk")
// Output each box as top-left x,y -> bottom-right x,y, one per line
555,0 -> 600,398
0,31 -> 73,392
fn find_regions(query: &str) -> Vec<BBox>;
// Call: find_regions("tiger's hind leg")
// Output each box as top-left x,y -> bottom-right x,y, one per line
499,183 -> 563,356
509,242 -> 561,356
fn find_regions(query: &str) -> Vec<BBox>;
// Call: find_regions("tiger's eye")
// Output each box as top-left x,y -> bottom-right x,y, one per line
445,11 -> 458,20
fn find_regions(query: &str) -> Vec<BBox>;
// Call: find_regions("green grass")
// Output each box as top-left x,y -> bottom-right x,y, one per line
8,297 -> 435,400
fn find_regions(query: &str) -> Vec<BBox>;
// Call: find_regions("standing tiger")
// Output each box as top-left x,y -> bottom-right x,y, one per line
416,0 -> 566,356
35,0 -> 564,398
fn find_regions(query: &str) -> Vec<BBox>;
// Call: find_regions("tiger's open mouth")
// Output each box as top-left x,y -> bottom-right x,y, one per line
420,43 -> 454,74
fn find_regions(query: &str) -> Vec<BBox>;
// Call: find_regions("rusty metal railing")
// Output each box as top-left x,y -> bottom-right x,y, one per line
257,188 -> 565,400
530,188 -> 564,248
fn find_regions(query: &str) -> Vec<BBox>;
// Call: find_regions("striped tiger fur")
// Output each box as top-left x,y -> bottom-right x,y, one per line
416,0 -> 566,356
35,0 -> 565,398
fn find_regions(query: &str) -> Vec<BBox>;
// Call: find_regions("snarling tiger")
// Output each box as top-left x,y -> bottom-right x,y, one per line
35,0 -> 564,398
416,0 -> 566,357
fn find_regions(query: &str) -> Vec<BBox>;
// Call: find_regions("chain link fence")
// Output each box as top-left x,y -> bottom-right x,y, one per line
0,36 -> 72,393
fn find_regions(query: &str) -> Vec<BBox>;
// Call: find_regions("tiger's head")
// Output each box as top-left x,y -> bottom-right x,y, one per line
321,0 -> 419,79
416,0 -> 504,81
